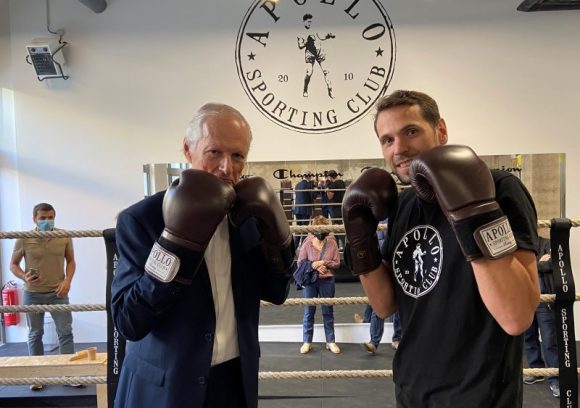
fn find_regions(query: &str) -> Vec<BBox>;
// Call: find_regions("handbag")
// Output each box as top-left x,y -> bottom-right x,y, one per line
293,239 -> 328,290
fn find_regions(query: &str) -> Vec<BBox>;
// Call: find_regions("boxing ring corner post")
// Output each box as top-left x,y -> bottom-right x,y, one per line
103,228 -> 126,408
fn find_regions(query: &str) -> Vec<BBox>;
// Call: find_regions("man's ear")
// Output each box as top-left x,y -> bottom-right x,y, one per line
437,118 -> 448,145
183,137 -> 191,162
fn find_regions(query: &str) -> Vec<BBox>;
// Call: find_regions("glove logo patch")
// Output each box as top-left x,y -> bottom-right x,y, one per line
475,217 -> 517,259
392,225 -> 443,299
145,242 -> 181,283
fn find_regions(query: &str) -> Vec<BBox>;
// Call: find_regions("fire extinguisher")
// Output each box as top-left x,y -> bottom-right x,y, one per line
2,280 -> 21,326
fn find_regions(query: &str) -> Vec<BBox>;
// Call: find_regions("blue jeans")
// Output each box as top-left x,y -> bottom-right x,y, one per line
392,312 -> 402,342
524,303 -> 559,386
363,304 -> 385,347
23,291 -> 75,356
302,277 -> 336,343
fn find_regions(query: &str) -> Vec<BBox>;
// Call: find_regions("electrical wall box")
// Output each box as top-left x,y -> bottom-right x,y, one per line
25,38 -> 68,81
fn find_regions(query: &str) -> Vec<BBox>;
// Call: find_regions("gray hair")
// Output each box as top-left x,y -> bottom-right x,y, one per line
185,103 -> 253,147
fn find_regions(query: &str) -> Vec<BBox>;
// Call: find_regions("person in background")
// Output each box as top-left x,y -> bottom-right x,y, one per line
292,173 -> 315,248
523,233 -> 560,398
326,170 -> 346,250
343,90 -> 539,407
10,202 -> 78,391
298,215 -> 341,355
111,103 -> 293,408
318,176 -> 332,219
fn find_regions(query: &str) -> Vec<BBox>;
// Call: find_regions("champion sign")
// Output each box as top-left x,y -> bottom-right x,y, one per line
236,0 -> 396,133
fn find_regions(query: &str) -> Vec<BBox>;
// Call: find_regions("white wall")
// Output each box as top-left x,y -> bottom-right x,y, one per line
1,0 -> 579,342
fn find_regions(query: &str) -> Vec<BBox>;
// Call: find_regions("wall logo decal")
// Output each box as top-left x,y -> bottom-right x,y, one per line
236,0 -> 396,134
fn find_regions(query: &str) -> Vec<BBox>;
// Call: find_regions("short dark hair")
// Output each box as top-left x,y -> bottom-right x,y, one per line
328,170 -> 338,178
303,14 -> 313,21
33,203 -> 55,218
374,90 -> 440,133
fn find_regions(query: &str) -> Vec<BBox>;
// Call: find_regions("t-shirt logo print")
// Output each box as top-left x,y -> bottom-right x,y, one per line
392,225 -> 443,298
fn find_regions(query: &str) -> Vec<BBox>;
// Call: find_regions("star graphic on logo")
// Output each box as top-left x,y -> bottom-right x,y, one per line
375,47 -> 384,57
248,52 -> 256,61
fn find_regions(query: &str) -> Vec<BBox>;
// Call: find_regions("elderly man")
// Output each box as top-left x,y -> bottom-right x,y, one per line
111,103 -> 293,408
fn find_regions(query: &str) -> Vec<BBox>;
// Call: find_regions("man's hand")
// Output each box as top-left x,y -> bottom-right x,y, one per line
410,145 -> 517,261
231,177 -> 293,273
24,270 -> 40,284
145,170 -> 236,284
55,280 -> 71,298
539,254 -> 551,262
342,168 -> 398,276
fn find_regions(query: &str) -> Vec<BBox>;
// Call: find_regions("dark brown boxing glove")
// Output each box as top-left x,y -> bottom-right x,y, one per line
409,145 -> 517,261
230,177 -> 294,274
342,168 -> 398,276
145,170 -> 236,284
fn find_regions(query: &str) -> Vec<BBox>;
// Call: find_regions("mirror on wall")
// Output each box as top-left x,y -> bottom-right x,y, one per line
144,153 -> 566,224
143,153 -> 565,325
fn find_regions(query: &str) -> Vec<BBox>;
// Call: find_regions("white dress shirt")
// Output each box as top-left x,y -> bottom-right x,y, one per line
204,216 -> 239,366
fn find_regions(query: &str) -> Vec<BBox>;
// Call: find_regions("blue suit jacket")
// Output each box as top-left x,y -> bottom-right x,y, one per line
111,191 -> 291,408
293,179 -> 315,216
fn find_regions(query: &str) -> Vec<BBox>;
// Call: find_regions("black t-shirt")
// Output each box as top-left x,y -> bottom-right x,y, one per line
382,170 -> 538,408
327,179 -> 346,217
327,179 -> 346,203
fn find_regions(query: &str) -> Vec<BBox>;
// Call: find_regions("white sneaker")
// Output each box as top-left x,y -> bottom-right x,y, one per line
300,343 -> 312,354
326,343 -> 341,354
30,384 -> 44,391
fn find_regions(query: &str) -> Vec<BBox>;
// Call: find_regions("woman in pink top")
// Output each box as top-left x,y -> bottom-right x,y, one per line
297,215 -> 341,354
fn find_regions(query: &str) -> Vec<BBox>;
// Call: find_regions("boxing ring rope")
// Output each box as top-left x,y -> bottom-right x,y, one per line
1,367 -> 578,386
0,219 -> 578,240
0,293 -> 576,314
1,220 -> 579,406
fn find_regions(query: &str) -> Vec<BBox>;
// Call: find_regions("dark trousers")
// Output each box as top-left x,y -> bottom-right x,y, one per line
204,357 -> 246,408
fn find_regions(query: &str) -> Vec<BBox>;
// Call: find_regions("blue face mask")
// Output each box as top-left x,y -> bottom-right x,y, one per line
37,220 -> 55,231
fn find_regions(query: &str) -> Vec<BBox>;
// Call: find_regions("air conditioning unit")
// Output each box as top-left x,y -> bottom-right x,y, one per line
25,38 -> 69,81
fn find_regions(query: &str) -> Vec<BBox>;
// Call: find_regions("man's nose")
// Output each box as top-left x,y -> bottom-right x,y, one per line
392,137 -> 408,155
218,155 -> 233,175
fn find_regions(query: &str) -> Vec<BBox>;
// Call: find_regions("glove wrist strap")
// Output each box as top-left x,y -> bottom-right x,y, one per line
264,243 -> 295,274
453,208 -> 517,261
347,235 -> 382,276
145,235 -> 204,284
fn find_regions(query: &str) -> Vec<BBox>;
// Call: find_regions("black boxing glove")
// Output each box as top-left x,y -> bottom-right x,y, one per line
231,177 -> 294,274
145,170 -> 235,284
342,168 -> 398,275
409,145 -> 517,261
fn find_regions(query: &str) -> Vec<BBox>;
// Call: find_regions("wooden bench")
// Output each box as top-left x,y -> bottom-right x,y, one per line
0,352 -> 108,408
